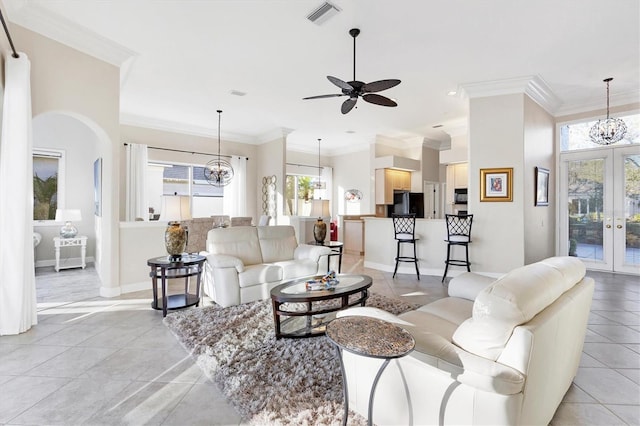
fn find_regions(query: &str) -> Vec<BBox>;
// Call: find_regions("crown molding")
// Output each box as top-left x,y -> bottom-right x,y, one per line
257,127 -> 295,144
459,75 -> 562,115
120,113 -> 258,144
554,90 -> 640,117
4,1 -> 136,66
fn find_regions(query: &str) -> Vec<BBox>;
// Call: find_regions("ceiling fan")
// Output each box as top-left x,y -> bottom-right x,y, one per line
303,28 -> 401,114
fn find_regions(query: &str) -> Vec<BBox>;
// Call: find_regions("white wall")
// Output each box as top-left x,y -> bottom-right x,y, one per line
259,137 -> 286,224
33,113 -> 99,264
331,149 -> 372,217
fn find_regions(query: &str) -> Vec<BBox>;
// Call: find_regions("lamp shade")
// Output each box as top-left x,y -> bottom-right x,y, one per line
160,195 -> 192,222
310,199 -> 330,218
55,209 -> 82,222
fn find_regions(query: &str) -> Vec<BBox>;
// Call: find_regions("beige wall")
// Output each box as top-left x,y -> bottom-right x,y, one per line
10,23 -> 121,294
469,93 -> 527,273
523,96 -> 556,264
331,149 -> 373,217
259,137 -> 286,223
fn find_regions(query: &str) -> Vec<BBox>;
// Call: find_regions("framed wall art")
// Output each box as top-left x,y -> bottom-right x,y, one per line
535,167 -> 549,206
480,167 -> 513,202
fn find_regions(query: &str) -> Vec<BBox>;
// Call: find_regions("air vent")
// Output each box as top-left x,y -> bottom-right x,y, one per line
230,90 -> 247,97
307,1 -> 341,25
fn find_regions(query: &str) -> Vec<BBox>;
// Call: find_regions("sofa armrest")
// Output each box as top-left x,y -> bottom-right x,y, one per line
294,244 -> 331,263
206,253 -> 245,273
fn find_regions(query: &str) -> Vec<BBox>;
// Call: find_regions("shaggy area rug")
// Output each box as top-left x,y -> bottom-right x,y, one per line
163,293 -> 418,425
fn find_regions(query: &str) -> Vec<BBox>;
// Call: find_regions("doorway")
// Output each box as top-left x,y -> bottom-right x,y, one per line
559,145 -> 640,274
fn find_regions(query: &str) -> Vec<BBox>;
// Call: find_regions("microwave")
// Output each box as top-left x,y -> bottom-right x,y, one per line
454,189 -> 468,204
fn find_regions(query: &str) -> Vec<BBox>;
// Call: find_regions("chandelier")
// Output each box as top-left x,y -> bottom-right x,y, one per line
204,110 -> 234,186
313,138 -> 325,189
589,78 -> 627,145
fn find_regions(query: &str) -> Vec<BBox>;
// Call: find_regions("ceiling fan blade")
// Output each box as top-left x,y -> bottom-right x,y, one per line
327,75 -> 354,91
363,93 -> 398,107
362,79 -> 401,93
341,98 -> 357,114
303,93 -> 345,100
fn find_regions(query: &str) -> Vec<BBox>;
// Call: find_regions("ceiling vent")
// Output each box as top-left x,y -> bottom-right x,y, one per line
307,1 -> 341,25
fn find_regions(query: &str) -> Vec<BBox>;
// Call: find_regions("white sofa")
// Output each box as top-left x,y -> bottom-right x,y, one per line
203,225 -> 331,307
336,256 -> 594,426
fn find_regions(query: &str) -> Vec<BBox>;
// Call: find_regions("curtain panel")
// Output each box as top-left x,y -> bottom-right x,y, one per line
125,143 -> 149,221
223,156 -> 247,217
0,52 -> 37,335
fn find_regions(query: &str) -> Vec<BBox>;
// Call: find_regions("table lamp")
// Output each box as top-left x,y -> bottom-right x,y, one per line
55,209 -> 82,238
160,195 -> 192,259
310,199 -> 330,244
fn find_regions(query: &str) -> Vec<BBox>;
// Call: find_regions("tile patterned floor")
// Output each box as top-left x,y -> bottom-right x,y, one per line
0,255 -> 637,425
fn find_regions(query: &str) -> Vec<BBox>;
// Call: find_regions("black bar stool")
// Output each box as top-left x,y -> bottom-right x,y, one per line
442,214 -> 473,282
392,213 -> 420,280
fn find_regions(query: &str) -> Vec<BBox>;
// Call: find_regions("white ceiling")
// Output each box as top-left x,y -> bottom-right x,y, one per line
4,0 -> 639,155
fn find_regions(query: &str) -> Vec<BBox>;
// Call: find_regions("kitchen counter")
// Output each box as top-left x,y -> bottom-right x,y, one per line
364,217 -> 456,277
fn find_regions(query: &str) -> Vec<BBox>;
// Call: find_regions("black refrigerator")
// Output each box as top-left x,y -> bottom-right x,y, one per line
387,192 -> 424,218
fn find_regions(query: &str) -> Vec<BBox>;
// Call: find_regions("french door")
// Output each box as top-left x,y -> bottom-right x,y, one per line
559,145 -> 640,274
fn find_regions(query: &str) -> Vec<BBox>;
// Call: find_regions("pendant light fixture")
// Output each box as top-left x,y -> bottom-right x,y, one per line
204,110 -> 234,186
589,78 -> 627,145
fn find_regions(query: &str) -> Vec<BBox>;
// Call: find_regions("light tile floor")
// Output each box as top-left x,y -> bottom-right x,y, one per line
0,254 -> 637,425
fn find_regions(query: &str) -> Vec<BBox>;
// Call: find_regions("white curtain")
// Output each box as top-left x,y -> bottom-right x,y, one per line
0,52 -> 37,335
125,143 -> 148,221
223,156 -> 247,217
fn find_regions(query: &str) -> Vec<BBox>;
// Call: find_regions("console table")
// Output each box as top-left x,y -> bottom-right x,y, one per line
326,316 -> 415,426
147,254 -> 206,317
53,236 -> 87,272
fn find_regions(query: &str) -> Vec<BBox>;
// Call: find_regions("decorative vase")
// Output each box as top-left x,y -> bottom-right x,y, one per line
313,219 -> 327,244
165,222 -> 187,259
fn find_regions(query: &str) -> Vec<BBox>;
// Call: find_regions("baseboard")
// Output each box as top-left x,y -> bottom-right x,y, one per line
35,257 -> 95,269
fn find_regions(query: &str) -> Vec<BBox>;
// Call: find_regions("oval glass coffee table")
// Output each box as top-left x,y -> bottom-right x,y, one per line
270,274 -> 372,339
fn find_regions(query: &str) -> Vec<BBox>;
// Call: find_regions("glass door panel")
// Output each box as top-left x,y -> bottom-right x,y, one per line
566,158 -> 607,264
614,148 -> 640,274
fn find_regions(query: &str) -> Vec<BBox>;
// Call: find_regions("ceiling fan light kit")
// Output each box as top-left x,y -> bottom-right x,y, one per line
589,78 -> 627,145
303,28 -> 401,114
204,110 -> 234,186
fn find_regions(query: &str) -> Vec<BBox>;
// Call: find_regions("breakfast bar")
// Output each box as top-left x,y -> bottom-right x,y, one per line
363,217 -> 454,277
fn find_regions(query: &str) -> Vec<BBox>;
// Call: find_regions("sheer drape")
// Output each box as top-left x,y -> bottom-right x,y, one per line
223,156 -> 247,217
125,143 -> 148,221
0,53 -> 37,335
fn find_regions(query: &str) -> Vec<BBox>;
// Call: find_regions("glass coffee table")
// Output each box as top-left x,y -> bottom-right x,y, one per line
270,274 -> 372,339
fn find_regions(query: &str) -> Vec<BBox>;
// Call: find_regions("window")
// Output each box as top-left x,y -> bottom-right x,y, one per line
33,149 -> 65,221
560,113 -> 639,152
285,175 -> 316,216
154,162 -> 224,218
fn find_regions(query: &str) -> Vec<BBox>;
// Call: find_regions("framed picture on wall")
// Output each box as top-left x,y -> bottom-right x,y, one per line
535,167 -> 549,206
480,167 -> 513,202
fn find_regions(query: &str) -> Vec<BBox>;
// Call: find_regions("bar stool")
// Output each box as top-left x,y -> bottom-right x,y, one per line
442,214 -> 473,282
392,213 -> 420,280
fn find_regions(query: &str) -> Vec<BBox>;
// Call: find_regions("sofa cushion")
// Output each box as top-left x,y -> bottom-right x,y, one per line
452,256 -> 586,360
238,263 -> 283,288
448,272 -> 497,301
273,259 -> 318,280
207,226 -> 263,266
257,226 -> 298,263
417,297 -> 474,327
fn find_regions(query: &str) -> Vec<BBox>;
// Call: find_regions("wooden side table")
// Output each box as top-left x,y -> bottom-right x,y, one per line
147,254 -> 206,317
326,316 -> 415,426
53,236 -> 87,272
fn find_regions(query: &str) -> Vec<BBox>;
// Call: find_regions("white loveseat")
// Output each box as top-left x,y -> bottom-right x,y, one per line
337,256 -> 594,425
203,225 -> 331,307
